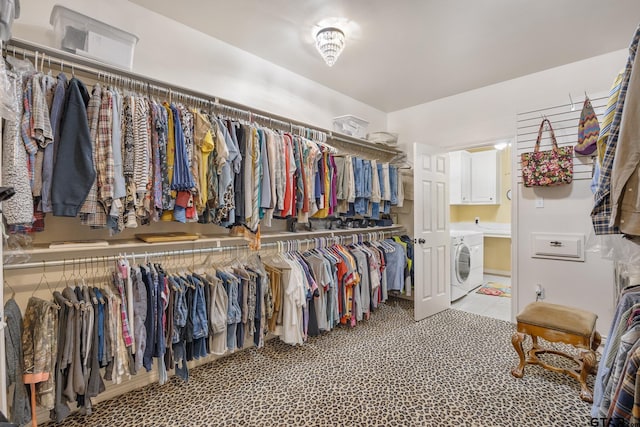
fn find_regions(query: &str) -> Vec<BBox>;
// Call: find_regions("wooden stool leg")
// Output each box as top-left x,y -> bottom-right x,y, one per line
531,335 -> 540,349
30,383 -> 37,427
578,351 -> 596,403
592,331 -> 602,351
511,332 -> 526,378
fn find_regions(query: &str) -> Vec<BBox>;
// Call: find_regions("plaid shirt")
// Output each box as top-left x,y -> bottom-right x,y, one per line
600,325 -> 640,418
31,74 -> 53,148
113,272 -> 134,347
608,344 -> 640,424
96,90 -> 114,214
80,84 -> 105,226
591,26 -> 640,235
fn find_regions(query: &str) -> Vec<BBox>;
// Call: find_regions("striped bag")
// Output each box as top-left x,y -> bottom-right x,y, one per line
574,97 -> 600,156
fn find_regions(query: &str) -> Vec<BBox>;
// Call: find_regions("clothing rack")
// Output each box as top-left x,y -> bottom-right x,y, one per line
3,230 -> 403,272
3,38 -> 401,156
0,37 -> 406,419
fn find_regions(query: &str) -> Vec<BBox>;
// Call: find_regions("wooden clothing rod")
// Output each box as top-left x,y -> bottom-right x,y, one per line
4,38 -> 402,157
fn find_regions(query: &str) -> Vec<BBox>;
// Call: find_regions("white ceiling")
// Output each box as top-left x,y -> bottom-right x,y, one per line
130,0 -> 640,112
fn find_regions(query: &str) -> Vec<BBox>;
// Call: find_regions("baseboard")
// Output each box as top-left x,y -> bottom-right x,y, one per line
390,292 -> 414,302
484,268 -> 511,277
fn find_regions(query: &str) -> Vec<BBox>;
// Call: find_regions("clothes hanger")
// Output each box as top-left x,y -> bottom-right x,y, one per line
56,258 -> 68,290
4,279 -> 16,300
32,261 -> 56,300
89,257 -> 104,305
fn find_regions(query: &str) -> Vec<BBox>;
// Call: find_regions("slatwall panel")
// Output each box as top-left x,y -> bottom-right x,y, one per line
515,94 -> 608,183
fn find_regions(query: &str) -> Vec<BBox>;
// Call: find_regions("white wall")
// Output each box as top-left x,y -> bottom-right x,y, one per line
516,181 -> 614,332
387,49 -> 628,153
12,0 -> 386,132
387,50 -> 629,331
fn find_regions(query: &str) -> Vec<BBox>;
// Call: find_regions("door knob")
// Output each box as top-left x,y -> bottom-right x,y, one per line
416,238 -> 426,244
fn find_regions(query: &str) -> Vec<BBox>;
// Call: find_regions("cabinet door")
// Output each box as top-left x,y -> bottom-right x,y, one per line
449,150 -> 471,204
449,151 -> 462,204
470,150 -> 498,204
460,152 -> 471,203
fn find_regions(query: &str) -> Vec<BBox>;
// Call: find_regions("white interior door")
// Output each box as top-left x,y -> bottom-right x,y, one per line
414,143 -> 450,321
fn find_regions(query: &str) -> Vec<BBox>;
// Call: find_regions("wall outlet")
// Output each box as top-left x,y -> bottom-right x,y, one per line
535,284 -> 544,300
535,197 -> 544,208
475,217 -> 479,224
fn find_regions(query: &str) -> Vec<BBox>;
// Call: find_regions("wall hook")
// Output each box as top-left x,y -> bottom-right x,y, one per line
568,93 -> 576,111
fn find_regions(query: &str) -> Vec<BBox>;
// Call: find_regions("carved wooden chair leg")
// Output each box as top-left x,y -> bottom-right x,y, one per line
591,331 -> 602,351
511,332 -> 526,378
578,350 -> 596,403
531,334 -> 540,350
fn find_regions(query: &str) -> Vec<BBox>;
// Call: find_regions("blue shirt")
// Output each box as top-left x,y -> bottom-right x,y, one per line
385,240 -> 406,291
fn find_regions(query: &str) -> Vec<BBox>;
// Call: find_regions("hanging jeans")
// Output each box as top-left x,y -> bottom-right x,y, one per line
353,157 -> 366,215
219,272 -> 241,351
390,165 -> 398,205
362,160 -> 372,217
172,277 -> 188,382
190,275 -> 208,359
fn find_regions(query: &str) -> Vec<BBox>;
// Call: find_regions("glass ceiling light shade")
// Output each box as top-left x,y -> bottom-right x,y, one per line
315,27 -> 345,67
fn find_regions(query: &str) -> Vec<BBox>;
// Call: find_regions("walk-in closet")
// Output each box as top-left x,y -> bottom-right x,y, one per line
2,1 -> 640,426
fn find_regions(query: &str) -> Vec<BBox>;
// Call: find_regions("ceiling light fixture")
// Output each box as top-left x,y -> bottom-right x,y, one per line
315,27 -> 345,67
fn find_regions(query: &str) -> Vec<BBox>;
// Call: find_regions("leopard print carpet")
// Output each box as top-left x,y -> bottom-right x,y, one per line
42,300 -> 594,427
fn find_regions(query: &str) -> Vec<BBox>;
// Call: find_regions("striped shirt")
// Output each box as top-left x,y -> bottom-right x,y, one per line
150,103 -> 163,212
597,72 -> 624,166
170,104 -> 195,191
133,97 -> 150,193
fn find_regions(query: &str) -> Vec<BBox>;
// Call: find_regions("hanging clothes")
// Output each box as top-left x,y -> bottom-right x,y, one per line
591,24 -> 640,236
22,296 -> 58,410
4,298 -> 31,425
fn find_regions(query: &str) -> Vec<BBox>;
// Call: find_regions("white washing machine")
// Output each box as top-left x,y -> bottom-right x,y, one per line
450,230 -> 484,301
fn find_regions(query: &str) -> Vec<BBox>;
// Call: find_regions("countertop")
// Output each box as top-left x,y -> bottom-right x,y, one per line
450,222 -> 511,238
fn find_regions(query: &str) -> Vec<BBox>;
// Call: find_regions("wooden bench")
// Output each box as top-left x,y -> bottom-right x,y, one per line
511,301 -> 601,402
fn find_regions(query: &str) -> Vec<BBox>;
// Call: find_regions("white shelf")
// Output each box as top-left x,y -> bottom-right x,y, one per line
5,225 -> 405,260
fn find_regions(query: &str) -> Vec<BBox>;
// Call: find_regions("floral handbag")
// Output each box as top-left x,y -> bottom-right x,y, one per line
521,118 -> 573,187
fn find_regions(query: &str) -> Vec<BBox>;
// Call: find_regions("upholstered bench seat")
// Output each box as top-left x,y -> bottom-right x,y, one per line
511,301 -> 601,403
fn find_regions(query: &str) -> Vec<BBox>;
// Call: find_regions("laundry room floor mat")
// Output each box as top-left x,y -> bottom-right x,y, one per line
476,282 -> 511,298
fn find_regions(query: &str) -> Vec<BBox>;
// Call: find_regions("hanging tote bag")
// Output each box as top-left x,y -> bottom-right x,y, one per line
521,118 -> 573,187
574,96 -> 600,156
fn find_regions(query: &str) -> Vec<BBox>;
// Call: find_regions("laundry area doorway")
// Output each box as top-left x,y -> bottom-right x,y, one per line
447,143 -> 513,322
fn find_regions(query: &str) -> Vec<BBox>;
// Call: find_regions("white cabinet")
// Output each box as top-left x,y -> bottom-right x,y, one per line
449,150 -> 471,205
470,150 -> 499,204
449,149 -> 500,205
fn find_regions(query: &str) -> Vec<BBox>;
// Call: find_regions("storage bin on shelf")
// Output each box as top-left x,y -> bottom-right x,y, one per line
333,115 -> 369,138
366,132 -> 399,146
50,5 -> 138,70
